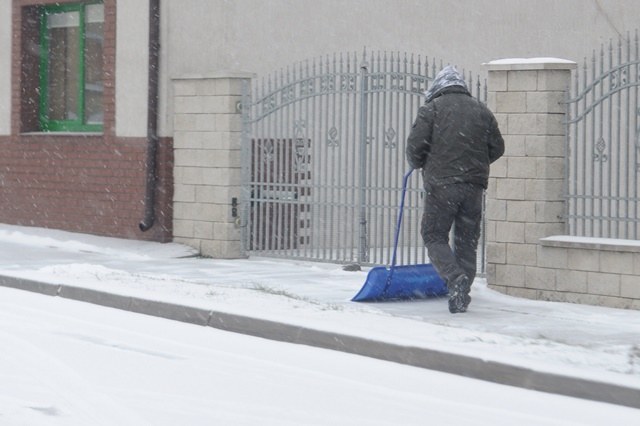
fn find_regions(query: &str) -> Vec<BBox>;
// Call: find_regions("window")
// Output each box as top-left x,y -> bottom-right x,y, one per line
39,2 -> 104,132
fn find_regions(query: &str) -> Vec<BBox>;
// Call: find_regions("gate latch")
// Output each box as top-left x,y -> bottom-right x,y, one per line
231,197 -> 238,217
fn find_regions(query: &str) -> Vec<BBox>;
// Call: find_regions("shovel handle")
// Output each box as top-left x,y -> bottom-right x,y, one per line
389,169 -> 414,272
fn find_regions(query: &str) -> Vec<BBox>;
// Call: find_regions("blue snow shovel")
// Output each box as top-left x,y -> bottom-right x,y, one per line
351,169 -> 448,302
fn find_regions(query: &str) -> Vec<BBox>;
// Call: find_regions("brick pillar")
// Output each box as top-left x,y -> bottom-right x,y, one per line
172,72 -> 253,258
484,59 -> 576,298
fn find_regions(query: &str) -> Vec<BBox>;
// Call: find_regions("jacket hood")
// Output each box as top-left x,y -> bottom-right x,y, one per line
424,65 -> 469,103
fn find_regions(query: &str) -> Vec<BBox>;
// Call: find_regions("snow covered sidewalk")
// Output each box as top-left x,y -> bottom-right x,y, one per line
0,224 -> 639,409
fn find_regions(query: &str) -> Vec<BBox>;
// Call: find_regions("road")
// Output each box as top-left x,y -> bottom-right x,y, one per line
0,287 -> 635,425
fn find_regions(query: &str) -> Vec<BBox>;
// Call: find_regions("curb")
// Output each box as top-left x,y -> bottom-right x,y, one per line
2,275 -> 639,410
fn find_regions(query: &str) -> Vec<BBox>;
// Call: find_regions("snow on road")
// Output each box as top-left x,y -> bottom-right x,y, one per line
0,287 -> 637,426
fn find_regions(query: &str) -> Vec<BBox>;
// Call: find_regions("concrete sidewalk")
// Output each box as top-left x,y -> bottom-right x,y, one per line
0,224 -> 639,409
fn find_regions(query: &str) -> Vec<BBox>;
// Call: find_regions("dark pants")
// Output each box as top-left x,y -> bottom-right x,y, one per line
421,183 -> 483,286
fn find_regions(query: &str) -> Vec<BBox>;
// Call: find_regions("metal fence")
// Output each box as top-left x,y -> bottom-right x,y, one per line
565,33 -> 640,240
240,49 -> 486,267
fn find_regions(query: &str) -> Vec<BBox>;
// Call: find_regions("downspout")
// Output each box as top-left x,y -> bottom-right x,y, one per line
139,0 -> 161,231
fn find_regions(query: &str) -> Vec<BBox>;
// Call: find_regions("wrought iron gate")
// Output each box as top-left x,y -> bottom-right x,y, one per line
565,34 -> 640,240
241,50 -> 486,266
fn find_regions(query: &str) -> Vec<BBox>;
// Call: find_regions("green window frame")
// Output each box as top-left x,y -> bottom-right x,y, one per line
39,2 -> 104,132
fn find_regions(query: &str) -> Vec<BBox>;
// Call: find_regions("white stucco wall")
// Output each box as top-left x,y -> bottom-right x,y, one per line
157,0 -> 639,136
0,0 -> 11,135
115,0 -> 150,138
165,0 -> 636,78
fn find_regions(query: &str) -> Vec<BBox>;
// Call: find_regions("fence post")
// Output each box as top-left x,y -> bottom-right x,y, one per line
172,72 -> 254,258
484,59 -> 576,298
358,60 -> 369,264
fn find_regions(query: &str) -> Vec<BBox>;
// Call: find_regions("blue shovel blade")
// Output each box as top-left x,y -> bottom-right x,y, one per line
351,263 -> 448,302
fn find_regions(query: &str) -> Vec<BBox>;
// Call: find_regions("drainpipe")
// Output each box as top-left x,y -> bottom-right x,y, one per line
139,0 -> 161,231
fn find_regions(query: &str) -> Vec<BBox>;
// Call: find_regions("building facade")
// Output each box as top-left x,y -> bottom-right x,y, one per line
1,0 -> 638,243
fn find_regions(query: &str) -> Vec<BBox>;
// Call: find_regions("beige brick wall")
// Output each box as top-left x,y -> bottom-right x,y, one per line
485,59 -> 640,310
171,73 -> 253,258
538,237 -> 640,309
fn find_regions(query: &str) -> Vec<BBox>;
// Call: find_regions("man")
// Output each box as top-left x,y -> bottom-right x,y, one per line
406,65 -> 504,313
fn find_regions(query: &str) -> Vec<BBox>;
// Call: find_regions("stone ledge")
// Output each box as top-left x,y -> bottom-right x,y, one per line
540,235 -> 640,253
484,58 -> 577,71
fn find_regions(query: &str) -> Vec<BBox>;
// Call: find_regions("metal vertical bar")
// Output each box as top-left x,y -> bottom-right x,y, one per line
398,53 -> 407,265
284,68 -> 292,256
259,79 -> 268,252
572,62 -> 579,236
598,45 -> 605,237
422,56 -> 430,265
259,77 -> 268,252
304,60 -> 312,259
590,51 -> 596,236
581,57 -> 589,236
347,52 -> 359,261
240,78 -> 251,254
624,35 -> 631,239
295,66 -> 304,257
357,52 -> 369,264
267,75 -> 276,251
272,72 -> 280,253
369,51 -> 377,263
288,65 -> 298,258
282,67 -> 292,256
305,64 -> 312,258
314,58 -> 322,260
405,54 -> 414,265
329,55 -> 336,261
380,52 -> 388,264
337,53 -> 349,262
351,51 -> 359,262
340,56 -> 348,263
607,40 -> 614,238
321,56 -> 329,261
317,58 -> 325,259
351,53 -> 358,262
632,30 -> 640,239
304,59 -> 314,260
257,77 -> 267,252
334,53 -> 341,261
296,62 -> 305,259
392,52 -> 400,264
377,52 -> 385,264
308,59 -> 317,259
249,82 -> 257,253
276,68 -> 284,254
268,75 -> 277,251
615,39 -> 621,238
394,52 -> 401,264
370,52 -> 378,264
367,52 -> 377,264
337,53 -> 345,261
571,62 -> 580,235
309,58 -> 319,260
482,78 -> 488,274
253,78 -> 261,252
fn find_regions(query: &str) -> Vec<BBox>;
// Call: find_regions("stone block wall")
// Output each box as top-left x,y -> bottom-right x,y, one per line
171,73 -> 252,258
485,59 -> 639,310
538,237 -> 640,309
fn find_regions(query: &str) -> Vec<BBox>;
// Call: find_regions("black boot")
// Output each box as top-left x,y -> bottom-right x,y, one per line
448,275 -> 471,314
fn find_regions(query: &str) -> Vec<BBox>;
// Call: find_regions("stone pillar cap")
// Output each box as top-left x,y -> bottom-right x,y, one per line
484,58 -> 577,71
